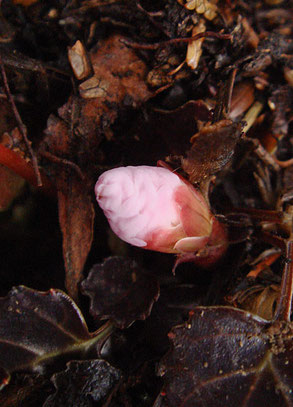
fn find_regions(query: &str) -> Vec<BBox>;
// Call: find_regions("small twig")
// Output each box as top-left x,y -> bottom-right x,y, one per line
242,101 -> 263,134
0,56 -> 42,186
136,1 -> 164,17
136,1 -> 170,38
121,31 -> 231,50
273,240 -> 293,321
250,138 -> 280,172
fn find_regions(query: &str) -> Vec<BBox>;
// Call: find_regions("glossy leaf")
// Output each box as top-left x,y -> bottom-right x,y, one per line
81,256 -> 160,329
0,286 -> 107,388
159,306 -> 293,407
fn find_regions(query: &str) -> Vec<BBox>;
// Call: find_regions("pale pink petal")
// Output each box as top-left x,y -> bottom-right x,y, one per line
95,165 -> 214,254
174,236 -> 209,253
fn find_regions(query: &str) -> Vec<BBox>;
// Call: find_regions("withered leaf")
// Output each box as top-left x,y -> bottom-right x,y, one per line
241,285 -> 280,321
182,119 -> 243,183
57,172 -> 94,301
81,256 -> 160,329
159,306 -> 293,407
44,360 -> 121,407
0,286 -> 100,388
80,34 -> 151,104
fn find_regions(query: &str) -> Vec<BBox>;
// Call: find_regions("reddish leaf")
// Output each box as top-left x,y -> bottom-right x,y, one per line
158,306 -> 293,407
57,173 -> 94,301
0,143 -> 40,189
81,257 -> 160,329
0,164 -> 25,210
0,286 -> 106,388
44,360 -> 121,407
182,120 -> 243,183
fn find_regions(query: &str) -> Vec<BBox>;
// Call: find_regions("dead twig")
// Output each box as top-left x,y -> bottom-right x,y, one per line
121,31 -> 231,50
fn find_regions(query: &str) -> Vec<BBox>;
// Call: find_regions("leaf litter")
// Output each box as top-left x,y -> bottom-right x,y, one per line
0,0 -> 292,405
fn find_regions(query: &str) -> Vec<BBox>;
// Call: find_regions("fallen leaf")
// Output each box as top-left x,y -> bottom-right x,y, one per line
81,256 -> 160,329
44,360 -> 121,407
159,306 -> 293,406
229,81 -> 255,120
0,286 -> 106,388
79,33 -> 152,103
57,172 -> 94,301
182,120 -> 243,183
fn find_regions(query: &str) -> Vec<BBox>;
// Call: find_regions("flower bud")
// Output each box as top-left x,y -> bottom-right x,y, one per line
95,166 -> 226,257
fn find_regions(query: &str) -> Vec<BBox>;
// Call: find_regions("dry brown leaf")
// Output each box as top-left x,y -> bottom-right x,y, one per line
182,120 -> 243,183
57,173 -> 94,301
79,34 -> 152,103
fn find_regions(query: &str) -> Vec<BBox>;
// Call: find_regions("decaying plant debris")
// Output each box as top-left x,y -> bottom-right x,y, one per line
0,0 -> 292,406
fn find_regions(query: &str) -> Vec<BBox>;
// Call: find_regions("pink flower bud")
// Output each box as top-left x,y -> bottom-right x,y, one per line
95,165 -> 222,255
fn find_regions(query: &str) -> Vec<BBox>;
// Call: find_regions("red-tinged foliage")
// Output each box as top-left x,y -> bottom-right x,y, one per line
158,307 -> 293,407
0,286 -> 113,388
0,144 -> 54,194
81,256 -> 160,329
0,164 -> 25,210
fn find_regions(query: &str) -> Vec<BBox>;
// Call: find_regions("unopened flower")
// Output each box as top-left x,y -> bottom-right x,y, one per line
95,166 -> 226,260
